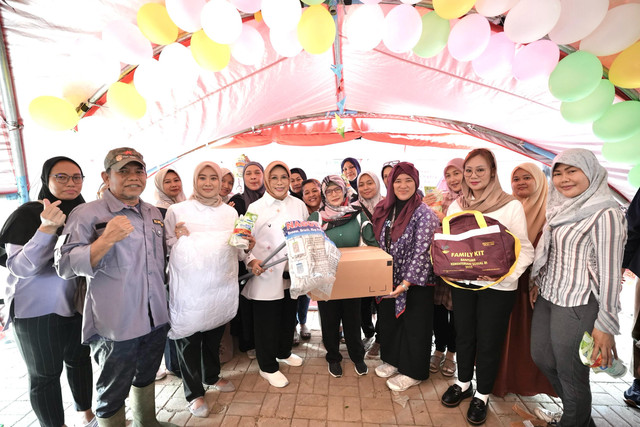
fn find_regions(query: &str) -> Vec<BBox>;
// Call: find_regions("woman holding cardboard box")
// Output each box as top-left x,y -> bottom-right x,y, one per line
308,175 -> 378,378
371,162 -> 440,392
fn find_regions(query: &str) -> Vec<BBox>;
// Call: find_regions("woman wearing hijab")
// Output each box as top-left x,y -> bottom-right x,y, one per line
309,175 -> 378,377
371,162 -> 439,392
492,163 -> 555,398
220,168 -> 235,203
289,167 -> 307,200
440,149 -> 534,425
357,171 -> 385,357
243,161 -> 309,388
0,157 -> 96,427
424,158 -> 464,378
341,157 -> 361,196
530,149 -> 626,427
380,160 -> 400,190
229,161 -> 265,357
164,161 -> 254,417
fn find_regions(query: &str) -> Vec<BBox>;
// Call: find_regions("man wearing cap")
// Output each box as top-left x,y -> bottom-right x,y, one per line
56,148 -> 174,426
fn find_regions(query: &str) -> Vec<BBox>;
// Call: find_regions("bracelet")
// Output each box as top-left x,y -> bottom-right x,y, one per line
401,283 -> 409,291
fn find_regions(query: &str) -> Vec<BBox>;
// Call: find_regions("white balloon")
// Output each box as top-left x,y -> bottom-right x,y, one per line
475,0 -> 520,17
269,28 -> 303,58
504,0 -> 561,44
262,0 -> 302,31
166,0 -> 206,32
159,43 -> 200,92
231,24 -> 265,66
579,4 -> 640,57
382,5 -> 422,54
102,20 -> 152,65
401,0 -> 420,4
231,0 -> 262,14
344,4 -> 384,52
133,59 -> 166,101
360,0 -> 382,4
447,14 -> 491,62
548,0 -> 608,45
201,0 -> 243,44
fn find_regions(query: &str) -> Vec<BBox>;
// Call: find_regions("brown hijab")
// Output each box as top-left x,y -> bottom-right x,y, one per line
190,161 -> 223,207
264,161 -> 291,201
458,148 -> 515,214
511,163 -> 548,243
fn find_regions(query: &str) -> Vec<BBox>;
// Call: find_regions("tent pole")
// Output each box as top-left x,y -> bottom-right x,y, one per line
0,20 -> 29,203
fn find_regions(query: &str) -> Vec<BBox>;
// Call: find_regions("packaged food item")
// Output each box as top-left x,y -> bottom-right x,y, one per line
424,186 -> 444,212
228,212 -> 258,249
579,331 -> 627,378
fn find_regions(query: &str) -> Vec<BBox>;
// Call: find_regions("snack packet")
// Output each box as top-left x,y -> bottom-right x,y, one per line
228,212 -> 258,249
424,186 -> 444,212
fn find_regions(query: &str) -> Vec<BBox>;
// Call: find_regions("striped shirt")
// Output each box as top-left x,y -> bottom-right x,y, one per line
535,208 -> 627,335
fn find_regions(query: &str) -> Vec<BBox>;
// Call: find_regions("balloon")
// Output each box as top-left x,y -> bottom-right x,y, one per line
382,4 -> 423,54
433,0 -> 476,19
231,23 -> 265,66
262,0 -> 302,31
593,101 -> 640,142
512,40 -> 559,81
609,41 -> 640,89
133,59 -> 165,100
191,30 -> 231,71
301,0 -> 325,5
297,5 -> 336,55
413,11 -> 450,58
472,32 -> 515,79
629,164 -> 640,189
447,14 -> 490,62
475,0 -> 519,17
344,4 -> 384,52
504,0 -> 561,44
601,132 -> 640,165
270,28 -> 303,57
201,0 -> 242,44
158,43 -> 200,93
166,0 -> 206,32
107,82 -> 147,120
360,0 -> 381,4
560,79 -> 615,124
548,51 -> 602,102
580,4 -> 640,57
28,96 -> 79,131
401,0 -> 420,4
102,20 -> 153,65
137,3 -> 178,46
231,0 -> 263,13
548,0 -> 608,45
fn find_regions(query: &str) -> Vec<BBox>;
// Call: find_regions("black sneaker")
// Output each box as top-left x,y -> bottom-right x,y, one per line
441,383 -> 474,407
355,361 -> 368,376
328,361 -> 343,378
467,397 -> 487,425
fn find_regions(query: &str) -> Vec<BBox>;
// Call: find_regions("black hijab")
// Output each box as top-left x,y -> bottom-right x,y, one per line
0,156 -> 85,266
341,157 -> 361,194
289,167 -> 307,200
241,161 -> 265,207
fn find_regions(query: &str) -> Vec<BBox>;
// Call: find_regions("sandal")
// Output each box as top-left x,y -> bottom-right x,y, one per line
300,324 -> 311,340
429,353 -> 444,373
441,358 -> 457,377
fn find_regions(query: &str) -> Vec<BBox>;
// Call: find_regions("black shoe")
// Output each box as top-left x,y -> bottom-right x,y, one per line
328,362 -> 343,378
441,384 -> 474,407
354,361 -> 368,376
466,397 -> 487,425
624,378 -> 640,408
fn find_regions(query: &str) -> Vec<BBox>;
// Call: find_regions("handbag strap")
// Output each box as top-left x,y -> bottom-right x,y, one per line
442,210 -> 487,235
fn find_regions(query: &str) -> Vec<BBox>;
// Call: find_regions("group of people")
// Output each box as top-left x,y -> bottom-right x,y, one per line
0,145 -> 636,427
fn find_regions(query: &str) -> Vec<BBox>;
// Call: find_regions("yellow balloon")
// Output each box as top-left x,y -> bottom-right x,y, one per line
137,3 -> 178,45
28,96 -> 79,131
107,82 -> 147,120
191,30 -> 231,72
297,5 -> 336,55
433,0 -> 476,20
609,41 -> 640,89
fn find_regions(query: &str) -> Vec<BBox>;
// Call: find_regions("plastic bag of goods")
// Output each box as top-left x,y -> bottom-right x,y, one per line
228,212 -> 257,250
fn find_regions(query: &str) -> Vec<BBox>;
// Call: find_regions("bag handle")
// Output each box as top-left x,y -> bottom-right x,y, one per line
442,210 -> 487,235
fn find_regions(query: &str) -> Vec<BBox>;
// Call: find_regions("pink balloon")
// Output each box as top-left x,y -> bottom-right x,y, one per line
472,32 -> 515,79
447,14 -> 491,62
166,0 -> 206,32
102,20 -> 152,65
382,5 -> 422,54
231,0 -> 262,14
231,23 -> 265,66
512,40 -> 560,81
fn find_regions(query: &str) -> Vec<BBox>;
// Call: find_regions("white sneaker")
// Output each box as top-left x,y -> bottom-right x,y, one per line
188,397 -> 209,418
374,363 -> 398,378
246,349 -> 256,359
259,370 -> 289,388
534,407 -> 562,425
277,353 -> 303,367
386,374 -> 421,392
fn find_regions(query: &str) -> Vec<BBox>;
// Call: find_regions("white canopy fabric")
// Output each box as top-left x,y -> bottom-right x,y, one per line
0,0 -> 637,200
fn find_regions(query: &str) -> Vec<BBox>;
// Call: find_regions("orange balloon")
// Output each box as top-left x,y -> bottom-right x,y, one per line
254,11 -> 263,22
609,41 -> 640,89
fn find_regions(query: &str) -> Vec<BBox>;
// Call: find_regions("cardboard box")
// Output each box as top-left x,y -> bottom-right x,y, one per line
310,246 -> 393,301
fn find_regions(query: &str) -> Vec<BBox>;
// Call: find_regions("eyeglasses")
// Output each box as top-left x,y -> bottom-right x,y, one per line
50,174 -> 84,184
463,167 -> 488,177
325,187 -> 343,196
382,160 -> 400,168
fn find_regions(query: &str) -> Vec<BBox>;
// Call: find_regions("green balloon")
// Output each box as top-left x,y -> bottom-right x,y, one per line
560,79 -> 615,124
302,0 -> 325,5
593,100 -> 640,142
413,12 -> 450,58
629,164 -> 640,189
601,131 -> 640,164
548,51 -> 602,102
